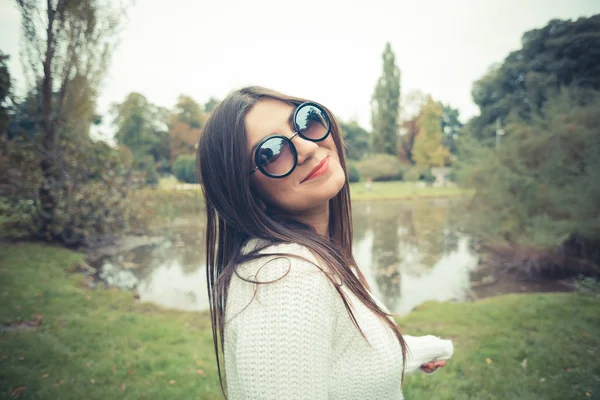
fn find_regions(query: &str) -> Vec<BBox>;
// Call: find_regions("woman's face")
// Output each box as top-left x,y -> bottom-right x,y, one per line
246,98 -> 346,213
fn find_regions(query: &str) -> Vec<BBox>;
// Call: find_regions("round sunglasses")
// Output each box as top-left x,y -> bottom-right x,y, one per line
249,102 -> 331,179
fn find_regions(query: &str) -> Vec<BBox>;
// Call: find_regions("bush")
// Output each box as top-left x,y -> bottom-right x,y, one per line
136,155 -> 159,185
347,162 -> 361,183
457,87 -> 600,276
446,168 -> 457,183
355,154 -> 405,182
172,154 -> 198,184
0,197 -> 38,239
421,168 -> 435,183
403,167 -> 421,182
0,134 -> 146,246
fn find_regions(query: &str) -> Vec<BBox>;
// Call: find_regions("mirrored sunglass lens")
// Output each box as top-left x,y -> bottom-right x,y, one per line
295,105 -> 329,140
257,138 -> 295,176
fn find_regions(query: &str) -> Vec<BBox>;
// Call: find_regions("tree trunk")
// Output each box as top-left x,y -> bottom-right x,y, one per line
38,1 -> 58,240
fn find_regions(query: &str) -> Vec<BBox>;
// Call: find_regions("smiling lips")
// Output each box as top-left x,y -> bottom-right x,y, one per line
302,157 -> 330,183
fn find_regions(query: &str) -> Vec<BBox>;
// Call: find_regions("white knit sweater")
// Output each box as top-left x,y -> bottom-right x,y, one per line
223,241 -> 454,399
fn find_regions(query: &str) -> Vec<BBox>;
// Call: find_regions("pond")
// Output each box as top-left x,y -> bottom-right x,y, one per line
92,198 -> 569,315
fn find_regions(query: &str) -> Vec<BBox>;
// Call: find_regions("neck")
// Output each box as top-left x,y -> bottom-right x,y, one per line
276,202 -> 330,237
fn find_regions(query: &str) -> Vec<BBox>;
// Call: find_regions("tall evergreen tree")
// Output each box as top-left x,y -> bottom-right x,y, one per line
371,42 -> 401,156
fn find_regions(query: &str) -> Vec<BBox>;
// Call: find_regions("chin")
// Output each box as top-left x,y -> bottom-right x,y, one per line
322,168 -> 347,199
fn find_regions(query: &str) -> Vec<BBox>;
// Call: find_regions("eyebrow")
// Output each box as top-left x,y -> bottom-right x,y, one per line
249,106 -> 296,155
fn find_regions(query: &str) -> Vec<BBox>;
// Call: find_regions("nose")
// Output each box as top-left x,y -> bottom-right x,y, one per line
291,133 -> 319,165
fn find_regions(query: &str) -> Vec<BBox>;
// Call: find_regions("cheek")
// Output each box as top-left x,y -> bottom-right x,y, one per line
251,175 -> 294,205
324,137 -> 340,158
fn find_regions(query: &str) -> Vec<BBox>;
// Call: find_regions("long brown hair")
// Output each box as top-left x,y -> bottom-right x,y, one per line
197,86 -> 407,397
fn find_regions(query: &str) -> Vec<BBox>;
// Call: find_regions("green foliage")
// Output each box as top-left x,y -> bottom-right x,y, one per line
169,95 -> 205,129
421,168 -> 435,183
355,154 -> 405,182
413,97 -> 451,168
0,51 -> 11,135
458,88 -> 600,268
574,276 -> 600,299
129,187 -> 203,225
136,154 -> 159,185
403,167 -> 421,182
172,154 -> 198,184
346,162 -> 360,183
14,0 -> 130,244
340,120 -> 370,160
111,93 -> 165,159
371,42 -> 400,156
0,133 -> 145,245
467,15 -> 600,145
111,92 -> 169,182
441,104 -> 462,155
204,97 -> 220,113
0,198 -> 37,239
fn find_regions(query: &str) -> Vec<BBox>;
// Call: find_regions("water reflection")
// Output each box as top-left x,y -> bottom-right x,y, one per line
352,199 -> 477,314
97,199 -> 479,314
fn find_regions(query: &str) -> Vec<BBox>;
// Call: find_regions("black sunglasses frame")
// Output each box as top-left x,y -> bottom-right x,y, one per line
249,102 -> 331,179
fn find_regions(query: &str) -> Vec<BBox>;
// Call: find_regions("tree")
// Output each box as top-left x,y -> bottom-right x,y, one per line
111,92 -> 167,182
16,0 -> 127,239
398,90 -> 427,164
172,154 -> 197,183
204,97 -> 220,113
458,87 -> 600,276
467,15 -> 600,145
169,95 -> 204,129
412,97 -> 451,168
112,93 -> 161,158
371,42 -> 401,156
0,51 -> 11,135
169,121 -> 202,162
441,104 -> 462,155
167,94 -> 204,164
339,119 -> 369,160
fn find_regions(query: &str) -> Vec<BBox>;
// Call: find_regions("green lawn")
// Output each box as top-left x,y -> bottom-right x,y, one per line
1,243 -> 598,399
350,181 -> 469,201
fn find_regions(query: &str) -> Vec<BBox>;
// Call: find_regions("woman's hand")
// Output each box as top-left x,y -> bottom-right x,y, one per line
420,360 -> 447,373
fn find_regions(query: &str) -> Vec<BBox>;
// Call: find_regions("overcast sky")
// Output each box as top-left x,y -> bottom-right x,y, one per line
1,0 -> 599,142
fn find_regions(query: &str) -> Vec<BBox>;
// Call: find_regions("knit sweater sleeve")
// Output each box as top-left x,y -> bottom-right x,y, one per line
402,334 -> 454,375
227,245 -> 338,400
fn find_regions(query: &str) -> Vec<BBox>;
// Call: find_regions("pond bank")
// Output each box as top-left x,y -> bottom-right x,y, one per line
1,243 -> 598,399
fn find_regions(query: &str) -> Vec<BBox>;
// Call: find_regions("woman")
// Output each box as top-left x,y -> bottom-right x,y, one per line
197,86 -> 453,399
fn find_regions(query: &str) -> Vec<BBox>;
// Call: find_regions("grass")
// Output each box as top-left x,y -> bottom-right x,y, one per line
349,180 -> 470,201
0,243 -> 220,399
1,243 -> 599,399
129,186 -> 205,225
400,294 -> 600,399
